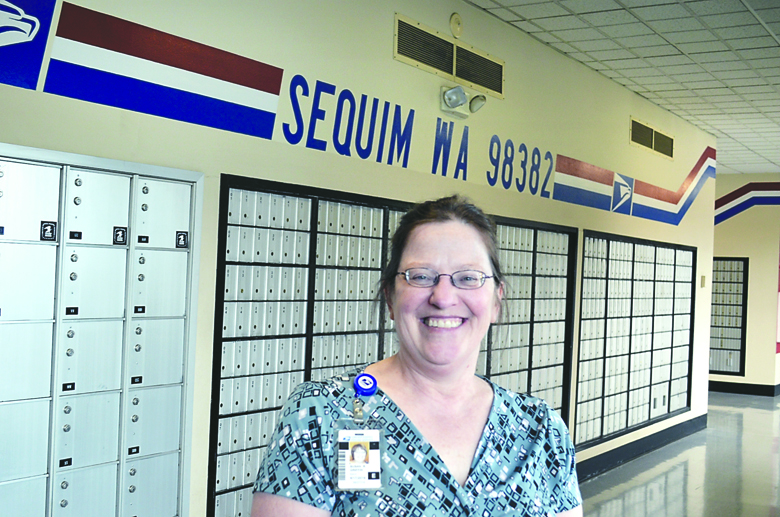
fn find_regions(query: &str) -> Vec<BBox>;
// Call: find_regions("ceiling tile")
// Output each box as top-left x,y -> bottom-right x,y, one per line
619,67 -> 665,77
632,75 -> 678,84
600,23 -> 654,37
664,30 -> 719,44
486,7 -> 523,21
701,12 -> 760,28
748,57 -> 780,68
678,41 -> 730,53
690,50 -> 742,63
687,0 -> 748,16
712,69 -> 760,79
581,10 -> 640,26
549,27 -> 608,40
633,45 -> 682,57
511,20 -> 544,32
733,85 -> 778,94
619,0 -> 682,7
671,72 -> 717,82
739,48 -> 780,60
532,31 -> 562,42
646,55 -> 696,66
754,6 -> 780,21
683,80 -> 728,89
559,0 -> 623,14
615,34 -> 667,47
533,16 -> 590,30
493,0 -> 543,5
572,39 -> 623,51
465,0 -> 501,8
588,48 -> 637,60
567,52 -> 596,62
600,57 -> 654,69
550,42 -> 581,53
727,36 -> 779,50
511,3 -> 569,18
713,25 -> 771,39
704,61 -> 750,72
631,4 -> 690,21
648,18 -> 706,32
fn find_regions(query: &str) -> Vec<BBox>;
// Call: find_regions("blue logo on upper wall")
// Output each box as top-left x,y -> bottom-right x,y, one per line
612,173 -> 634,215
0,0 -> 56,89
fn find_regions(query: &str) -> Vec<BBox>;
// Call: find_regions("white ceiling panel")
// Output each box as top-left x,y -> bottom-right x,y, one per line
465,0 -> 780,173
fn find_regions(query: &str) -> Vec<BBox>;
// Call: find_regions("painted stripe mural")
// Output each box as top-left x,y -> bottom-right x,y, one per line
44,2 -> 283,139
553,147 -> 717,225
715,182 -> 780,225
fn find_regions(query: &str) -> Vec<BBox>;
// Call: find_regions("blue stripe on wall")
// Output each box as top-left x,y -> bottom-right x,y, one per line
552,183 -> 612,211
44,59 -> 276,139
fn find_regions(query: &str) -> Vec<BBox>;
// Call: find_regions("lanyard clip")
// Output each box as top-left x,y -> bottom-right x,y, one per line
352,373 -> 378,425
352,398 -> 365,425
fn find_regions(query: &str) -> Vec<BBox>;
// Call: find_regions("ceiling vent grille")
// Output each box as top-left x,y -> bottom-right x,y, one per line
394,14 -> 504,99
631,119 -> 674,158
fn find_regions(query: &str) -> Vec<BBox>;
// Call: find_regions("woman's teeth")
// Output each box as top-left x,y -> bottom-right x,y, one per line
424,318 -> 463,328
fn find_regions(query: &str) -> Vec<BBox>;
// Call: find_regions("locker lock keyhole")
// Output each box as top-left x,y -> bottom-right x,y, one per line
60,500 -> 68,508
135,327 -> 142,335
69,272 -> 77,281
63,405 -> 71,414
129,468 -> 136,476
73,197 -> 81,205
132,397 -> 139,405
74,178 -> 82,187
128,485 -> 136,493
61,481 -> 69,489
138,274 -> 145,281
142,186 -> 149,194
70,254 -> 78,262
139,256 -> 145,264
63,424 -> 71,432
131,414 -> 139,423
134,344 -> 142,352
141,203 -> 148,211
67,330 -> 75,338
66,348 -> 74,357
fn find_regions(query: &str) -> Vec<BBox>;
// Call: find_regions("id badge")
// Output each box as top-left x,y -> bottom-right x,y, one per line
336,428 -> 382,490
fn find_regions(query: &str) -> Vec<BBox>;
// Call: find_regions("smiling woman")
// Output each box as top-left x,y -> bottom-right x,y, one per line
252,195 -> 582,517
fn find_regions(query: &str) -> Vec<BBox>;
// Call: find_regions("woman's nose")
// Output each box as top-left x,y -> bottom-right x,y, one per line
428,276 -> 459,307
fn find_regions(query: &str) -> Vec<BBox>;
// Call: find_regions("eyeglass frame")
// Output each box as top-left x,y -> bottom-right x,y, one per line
396,267 -> 494,290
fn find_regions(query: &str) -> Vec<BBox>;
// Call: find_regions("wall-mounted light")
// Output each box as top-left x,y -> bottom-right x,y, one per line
440,85 -> 487,119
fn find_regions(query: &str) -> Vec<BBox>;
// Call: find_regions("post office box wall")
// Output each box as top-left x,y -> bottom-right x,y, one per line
53,391 -> 121,470
0,161 -> 61,243
0,243 -> 57,321
0,399 -> 50,482
64,170 -> 130,246
58,320 -> 123,395
0,322 -> 53,402
134,179 -> 191,250
52,463 -> 118,517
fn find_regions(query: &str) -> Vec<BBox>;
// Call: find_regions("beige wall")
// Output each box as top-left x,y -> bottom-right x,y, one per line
0,0 -> 719,514
713,174 -> 780,388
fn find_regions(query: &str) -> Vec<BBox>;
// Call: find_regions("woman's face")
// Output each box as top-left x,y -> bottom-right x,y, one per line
387,220 -> 502,372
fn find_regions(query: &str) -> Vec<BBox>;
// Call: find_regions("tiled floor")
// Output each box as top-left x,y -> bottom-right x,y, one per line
580,392 -> 780,517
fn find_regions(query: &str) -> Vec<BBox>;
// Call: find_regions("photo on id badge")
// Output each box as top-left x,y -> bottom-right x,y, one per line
337,429 -> 381,490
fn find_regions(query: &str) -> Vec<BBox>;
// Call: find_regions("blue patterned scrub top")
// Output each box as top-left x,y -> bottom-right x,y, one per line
254,366 -> 582,516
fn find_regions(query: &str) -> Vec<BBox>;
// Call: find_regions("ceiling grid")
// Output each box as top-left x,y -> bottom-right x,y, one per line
465,0 -> 780,173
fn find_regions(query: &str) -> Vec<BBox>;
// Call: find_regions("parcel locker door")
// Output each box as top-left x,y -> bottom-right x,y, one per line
0,322 -> 53,402
61,246 -> 127,319
0,399 -> 50,482
125,384 -> 182,458
0,243 -> 56,321
134,178 -> 191,250
127,319 -> 185,387
131,249 -> 188,317
122,452 -> 179,517
0,476 -> 47,517
52,463 -> 118,517
58,320 -> 123,395
64,169 -> 131,246
53,391 -> 121,470
0,160 -> 60,242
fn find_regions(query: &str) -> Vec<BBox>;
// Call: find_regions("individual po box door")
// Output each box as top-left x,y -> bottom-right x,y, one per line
122,452 -> 179,517
0,160 -> 60,243
58,320 -> 123,395
131,249 -> 188,317
61,246 -> 127,319
0,476 -> 47,517
53,391 -> 120,470
0,399 -> 50,482
134,178 -> 191,250
0,243 -> 56,321
127,319 -> 185,387
0,322 -> 53,402
52,463 -> 118,517
124,384 -> 182,458
64,169 -> 131,246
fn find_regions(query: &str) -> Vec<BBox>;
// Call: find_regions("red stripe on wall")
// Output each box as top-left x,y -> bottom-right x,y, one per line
56,2 -> 283,95
633,146 -> 716,204
555,155 -> 614,186
715,182 -> 780,210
